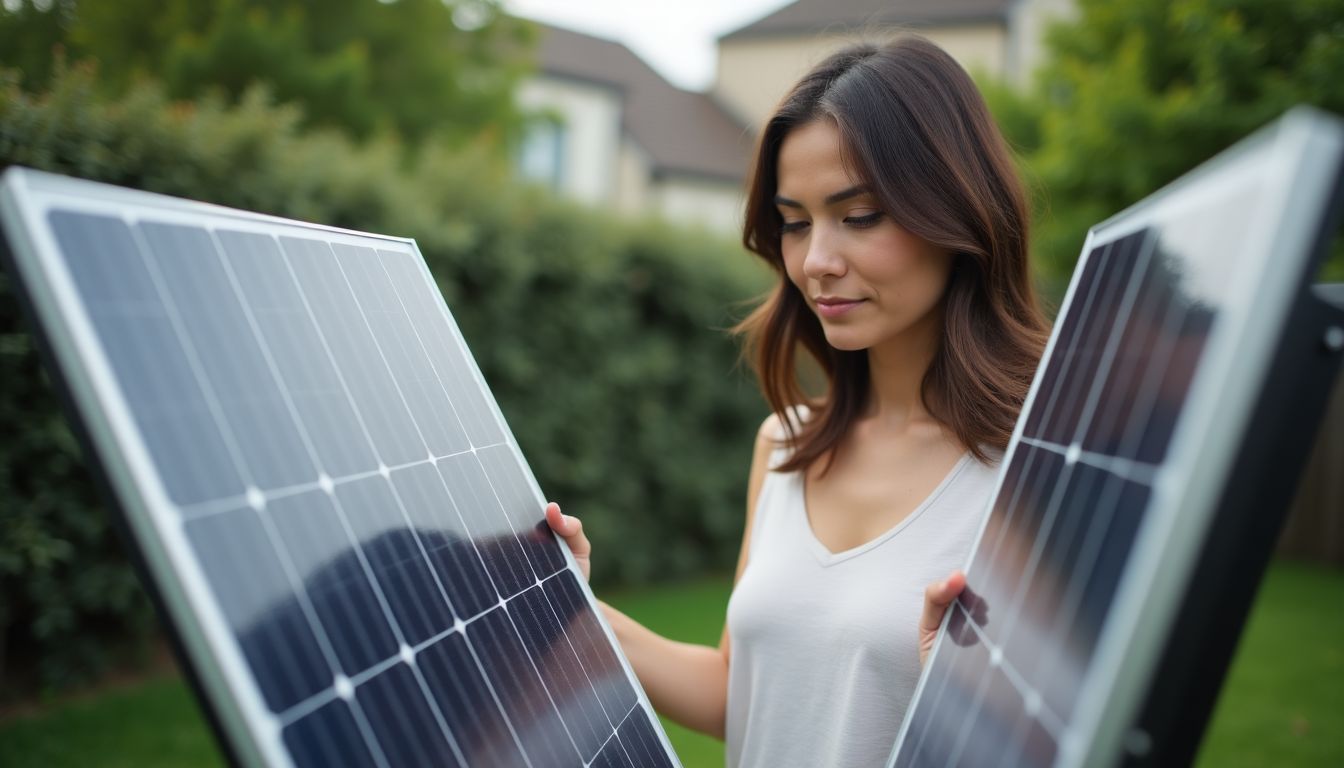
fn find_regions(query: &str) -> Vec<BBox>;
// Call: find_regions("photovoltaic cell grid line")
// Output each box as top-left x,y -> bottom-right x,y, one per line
0,169 -> 678,768
889,109 -> 1344,768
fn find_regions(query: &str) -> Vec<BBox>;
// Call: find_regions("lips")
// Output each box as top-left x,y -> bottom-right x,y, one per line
814,296 -> 865,318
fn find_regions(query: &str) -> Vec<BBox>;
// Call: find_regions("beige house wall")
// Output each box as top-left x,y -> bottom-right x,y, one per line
714,35 -> 848,130
614,140 -> 651,215
714,23 -> 1007,130
516,76 -> 622,205
651,177 -> 745,235
923,24 -> 1009,77
1008,0 -> 1078,85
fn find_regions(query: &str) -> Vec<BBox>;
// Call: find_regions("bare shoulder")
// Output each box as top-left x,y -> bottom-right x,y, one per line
747,412 -> 785,498
747,404 -> 812,499
755,403 -> 812,446
756,412 -> 782,445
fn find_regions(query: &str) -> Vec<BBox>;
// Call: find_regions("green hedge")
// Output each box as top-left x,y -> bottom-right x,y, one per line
0,63 -> 768,693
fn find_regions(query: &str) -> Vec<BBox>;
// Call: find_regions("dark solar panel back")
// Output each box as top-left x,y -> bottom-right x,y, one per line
0,169 -> 680,768
890,107 -> 1344,767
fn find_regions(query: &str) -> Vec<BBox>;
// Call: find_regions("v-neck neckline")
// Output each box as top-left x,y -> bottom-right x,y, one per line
798,452 -> 972,567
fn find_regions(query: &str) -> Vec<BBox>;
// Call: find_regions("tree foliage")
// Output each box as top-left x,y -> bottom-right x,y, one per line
1000,0 -> 1344,290
0,0 -> 534,145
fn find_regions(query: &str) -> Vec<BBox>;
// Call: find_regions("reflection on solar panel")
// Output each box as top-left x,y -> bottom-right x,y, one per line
0,169 -> 679,768
891,108 -> 1344,767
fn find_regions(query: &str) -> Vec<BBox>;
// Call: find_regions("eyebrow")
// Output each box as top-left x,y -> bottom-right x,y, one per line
773,185 -> 869,208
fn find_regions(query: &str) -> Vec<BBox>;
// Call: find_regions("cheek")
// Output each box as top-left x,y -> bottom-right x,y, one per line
869,237 -> 952,305
926,250 -> 955,296
897,231 -> 951,281
781,244 -> 808,290
910,261 -> 953,309
914,252 -> 953,292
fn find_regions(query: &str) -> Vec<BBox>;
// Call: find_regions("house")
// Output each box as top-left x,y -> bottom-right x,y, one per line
713,0 -> 1075,130
515,1 -> 1075,232
516,24 -> 752,234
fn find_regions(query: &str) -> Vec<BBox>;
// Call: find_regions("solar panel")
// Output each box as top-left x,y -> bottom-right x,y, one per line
890,107 -> 1344,767
0,168 -> 680,768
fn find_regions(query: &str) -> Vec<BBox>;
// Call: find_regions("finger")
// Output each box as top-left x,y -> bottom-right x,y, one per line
544,502 -> 571,534
544,502 -> 592,559
920,570 -> 966,633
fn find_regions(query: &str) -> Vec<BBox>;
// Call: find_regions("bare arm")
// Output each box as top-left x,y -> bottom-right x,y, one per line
546,414 -> 779,739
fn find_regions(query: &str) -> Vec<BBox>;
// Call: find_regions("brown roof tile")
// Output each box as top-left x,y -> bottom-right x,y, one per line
721,0 -> 1011,40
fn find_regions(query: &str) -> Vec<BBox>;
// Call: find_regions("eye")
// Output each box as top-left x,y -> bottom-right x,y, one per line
844,211 -> 884,228
780,220 -> 810,235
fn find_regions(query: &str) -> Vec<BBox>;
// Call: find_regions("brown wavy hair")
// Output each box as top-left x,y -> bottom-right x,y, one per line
736,36 -> 1049,471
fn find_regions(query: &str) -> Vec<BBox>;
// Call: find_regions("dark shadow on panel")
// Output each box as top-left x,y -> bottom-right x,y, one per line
357,662 -> 462,768
418,632 -> 529,768
282,698 -> 379,768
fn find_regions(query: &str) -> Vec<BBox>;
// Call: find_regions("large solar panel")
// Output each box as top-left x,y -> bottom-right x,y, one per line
0,168 -> 680,768
890,108 -> 1344,767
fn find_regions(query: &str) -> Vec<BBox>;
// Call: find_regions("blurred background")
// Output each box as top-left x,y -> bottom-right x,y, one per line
0,0 -> 1340,765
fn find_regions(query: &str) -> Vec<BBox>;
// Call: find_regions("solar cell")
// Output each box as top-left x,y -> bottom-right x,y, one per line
891,108 -> 1344,767
0,169 -> 678,768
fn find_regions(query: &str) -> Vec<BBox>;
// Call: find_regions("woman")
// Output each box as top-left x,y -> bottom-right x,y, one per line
546,35 -> 1048,767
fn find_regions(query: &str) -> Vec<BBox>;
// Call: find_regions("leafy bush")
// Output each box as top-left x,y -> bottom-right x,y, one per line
0,63 -> 767,694
0,0 -> 534,146
1014,0 -> 1344,290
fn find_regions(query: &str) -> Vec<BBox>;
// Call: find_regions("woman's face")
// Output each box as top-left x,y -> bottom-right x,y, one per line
775,119 -> 953,354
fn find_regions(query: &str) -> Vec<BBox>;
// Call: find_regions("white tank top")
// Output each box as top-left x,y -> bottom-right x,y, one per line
725,424 -> 999,768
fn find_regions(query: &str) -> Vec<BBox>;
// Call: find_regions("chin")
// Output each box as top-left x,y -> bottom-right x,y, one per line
821,329 -> 871,351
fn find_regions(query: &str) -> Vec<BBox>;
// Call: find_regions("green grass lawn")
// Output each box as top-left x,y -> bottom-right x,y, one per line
0,561 -> 1338,767
1194,561 -> 1344,768
0,674 -> 224,768
605,577 -> 733,768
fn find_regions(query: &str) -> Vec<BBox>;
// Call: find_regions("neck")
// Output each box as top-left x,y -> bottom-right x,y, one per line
863,308 -> 943,427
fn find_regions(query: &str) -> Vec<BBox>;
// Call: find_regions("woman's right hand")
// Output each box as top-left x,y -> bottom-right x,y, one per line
544,502 -> 591,582
919,570 -> 966,666
919,570 -> 989,667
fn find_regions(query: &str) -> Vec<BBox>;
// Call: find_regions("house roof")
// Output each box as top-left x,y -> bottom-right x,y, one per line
721,0 -> 1012,40
533,23 -> 752,183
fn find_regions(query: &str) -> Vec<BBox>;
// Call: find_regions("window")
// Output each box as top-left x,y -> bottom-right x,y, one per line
517,117 -> 566,190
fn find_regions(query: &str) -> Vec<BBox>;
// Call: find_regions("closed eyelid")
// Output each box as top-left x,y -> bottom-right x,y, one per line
844,212 -> 883,228
774,186 -> 871,210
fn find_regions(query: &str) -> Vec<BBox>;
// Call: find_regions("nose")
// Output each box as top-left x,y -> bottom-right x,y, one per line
802,225 -> 846,280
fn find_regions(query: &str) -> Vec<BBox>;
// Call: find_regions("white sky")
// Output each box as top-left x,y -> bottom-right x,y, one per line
502,0 -> 796,91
